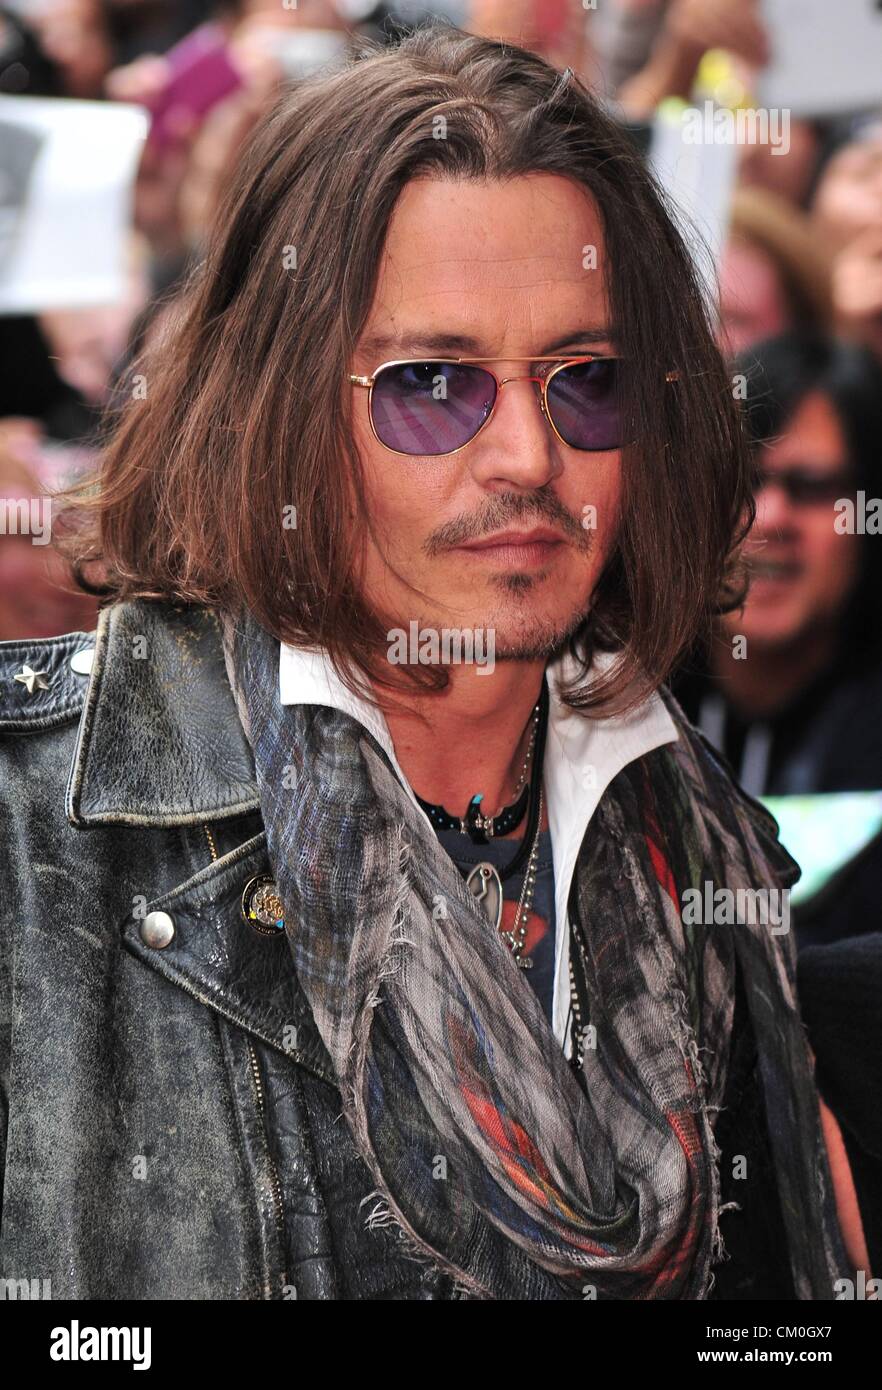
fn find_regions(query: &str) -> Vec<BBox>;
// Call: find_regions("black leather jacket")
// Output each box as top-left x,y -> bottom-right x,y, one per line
0,600 -> 462,1299
0,599 -> 800,1300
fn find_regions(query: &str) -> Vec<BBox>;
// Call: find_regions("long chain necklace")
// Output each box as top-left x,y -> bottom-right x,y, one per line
568,906 -> 591,1071
568,951 -> 587,1069
507,702 -> 540,801
463,681 -> 550,968
500,788 -> 543,968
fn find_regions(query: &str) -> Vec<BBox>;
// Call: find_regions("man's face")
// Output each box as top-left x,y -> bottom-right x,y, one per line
348,174 -> 622,662
723,390 -> 860,649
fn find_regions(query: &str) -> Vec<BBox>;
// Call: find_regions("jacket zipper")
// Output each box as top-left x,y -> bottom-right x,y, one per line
203,824 -> 218,862
245,1035 -> 289,1294
204,822 -> 289,1297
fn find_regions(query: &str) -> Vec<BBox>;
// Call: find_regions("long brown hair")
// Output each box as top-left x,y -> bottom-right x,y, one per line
62,22 -> 753,714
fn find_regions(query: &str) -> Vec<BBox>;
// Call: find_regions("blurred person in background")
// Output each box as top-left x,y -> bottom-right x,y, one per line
718,186 -> 832,357
0,315 -> 99,441
735,118 -> 822,213
7,0 -> 114,97
466,0 -> 593,74
602,0 -> 768,112
37,234 -> 153,406
104,0 -> 220,66
0,418 -> 97,638
811,114 -> 882,364
0,234 -> 152,441
106,0 -> 353,274
0,3 -> 66,93
108,82 -> 268,365
799,929 -> 882,1275
674,331 -> 882,801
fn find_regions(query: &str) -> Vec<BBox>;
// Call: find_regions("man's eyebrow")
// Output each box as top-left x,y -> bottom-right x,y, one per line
358,327 -> 616,357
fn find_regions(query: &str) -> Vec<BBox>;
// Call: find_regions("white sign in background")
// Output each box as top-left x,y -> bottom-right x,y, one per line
756,0 -> 882,119
649,105 -> 738,310
0,96 -> 147,314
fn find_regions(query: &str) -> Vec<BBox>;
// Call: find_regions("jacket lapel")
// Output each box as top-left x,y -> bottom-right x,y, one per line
122,827 -> 335,1083
64,600 -> 334,1083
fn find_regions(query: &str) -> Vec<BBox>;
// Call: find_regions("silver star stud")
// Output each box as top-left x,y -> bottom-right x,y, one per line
13,664 -> 50,696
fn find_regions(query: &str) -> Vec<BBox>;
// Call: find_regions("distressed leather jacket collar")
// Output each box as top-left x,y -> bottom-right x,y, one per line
67,601 -> 261,828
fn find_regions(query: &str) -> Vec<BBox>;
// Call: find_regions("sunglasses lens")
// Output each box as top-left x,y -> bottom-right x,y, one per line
370,362 -> 496,455
546,358 -> 621,451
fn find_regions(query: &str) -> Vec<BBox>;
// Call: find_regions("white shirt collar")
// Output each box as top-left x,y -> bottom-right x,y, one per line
279,639 -> 678,1050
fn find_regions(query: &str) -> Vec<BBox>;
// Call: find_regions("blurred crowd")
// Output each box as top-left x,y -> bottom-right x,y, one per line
2,0 -> 882,1270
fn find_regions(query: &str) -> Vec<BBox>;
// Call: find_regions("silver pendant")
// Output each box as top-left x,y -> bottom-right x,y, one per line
465,862 -> 533,969
465,861 -> 503,931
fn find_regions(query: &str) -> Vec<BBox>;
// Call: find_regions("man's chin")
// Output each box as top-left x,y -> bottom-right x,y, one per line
486,608 -> 591,663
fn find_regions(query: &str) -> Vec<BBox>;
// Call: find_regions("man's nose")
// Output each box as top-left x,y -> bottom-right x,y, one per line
467,377 -> 561,490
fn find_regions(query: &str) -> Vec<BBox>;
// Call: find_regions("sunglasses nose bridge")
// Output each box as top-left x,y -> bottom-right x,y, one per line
486,375 -> 555,439
495,373 -> 546,410
494,374 -> 551,428
496,373 -> 543,388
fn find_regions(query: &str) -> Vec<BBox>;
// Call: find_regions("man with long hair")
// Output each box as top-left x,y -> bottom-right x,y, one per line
0,25 -> 866,1299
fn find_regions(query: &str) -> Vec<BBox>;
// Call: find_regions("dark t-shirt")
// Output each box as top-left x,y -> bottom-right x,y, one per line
436,826 -> 557,1026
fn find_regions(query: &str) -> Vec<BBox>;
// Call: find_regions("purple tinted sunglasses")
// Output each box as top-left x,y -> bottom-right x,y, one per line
349,356 -> 630,456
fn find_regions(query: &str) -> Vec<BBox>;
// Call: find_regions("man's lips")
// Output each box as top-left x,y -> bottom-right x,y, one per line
456,528 -> 567,563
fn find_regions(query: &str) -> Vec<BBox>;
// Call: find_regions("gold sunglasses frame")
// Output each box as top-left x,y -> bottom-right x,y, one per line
348,355 -> 642,457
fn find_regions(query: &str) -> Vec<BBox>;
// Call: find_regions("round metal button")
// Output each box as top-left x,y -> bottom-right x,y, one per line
241,875 -> 286,936
140,910 -> 176,949
70,646 -> 95,676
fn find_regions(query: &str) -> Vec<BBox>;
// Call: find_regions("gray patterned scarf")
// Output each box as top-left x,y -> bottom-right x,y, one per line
223,608 -> 849,1299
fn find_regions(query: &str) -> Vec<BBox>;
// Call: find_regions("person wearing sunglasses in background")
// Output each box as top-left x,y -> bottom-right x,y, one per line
674,333 -> 882,810
0,26 -> 869,1300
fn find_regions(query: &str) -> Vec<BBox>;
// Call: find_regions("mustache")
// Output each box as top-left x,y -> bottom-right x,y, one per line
423,489 -> 592,557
